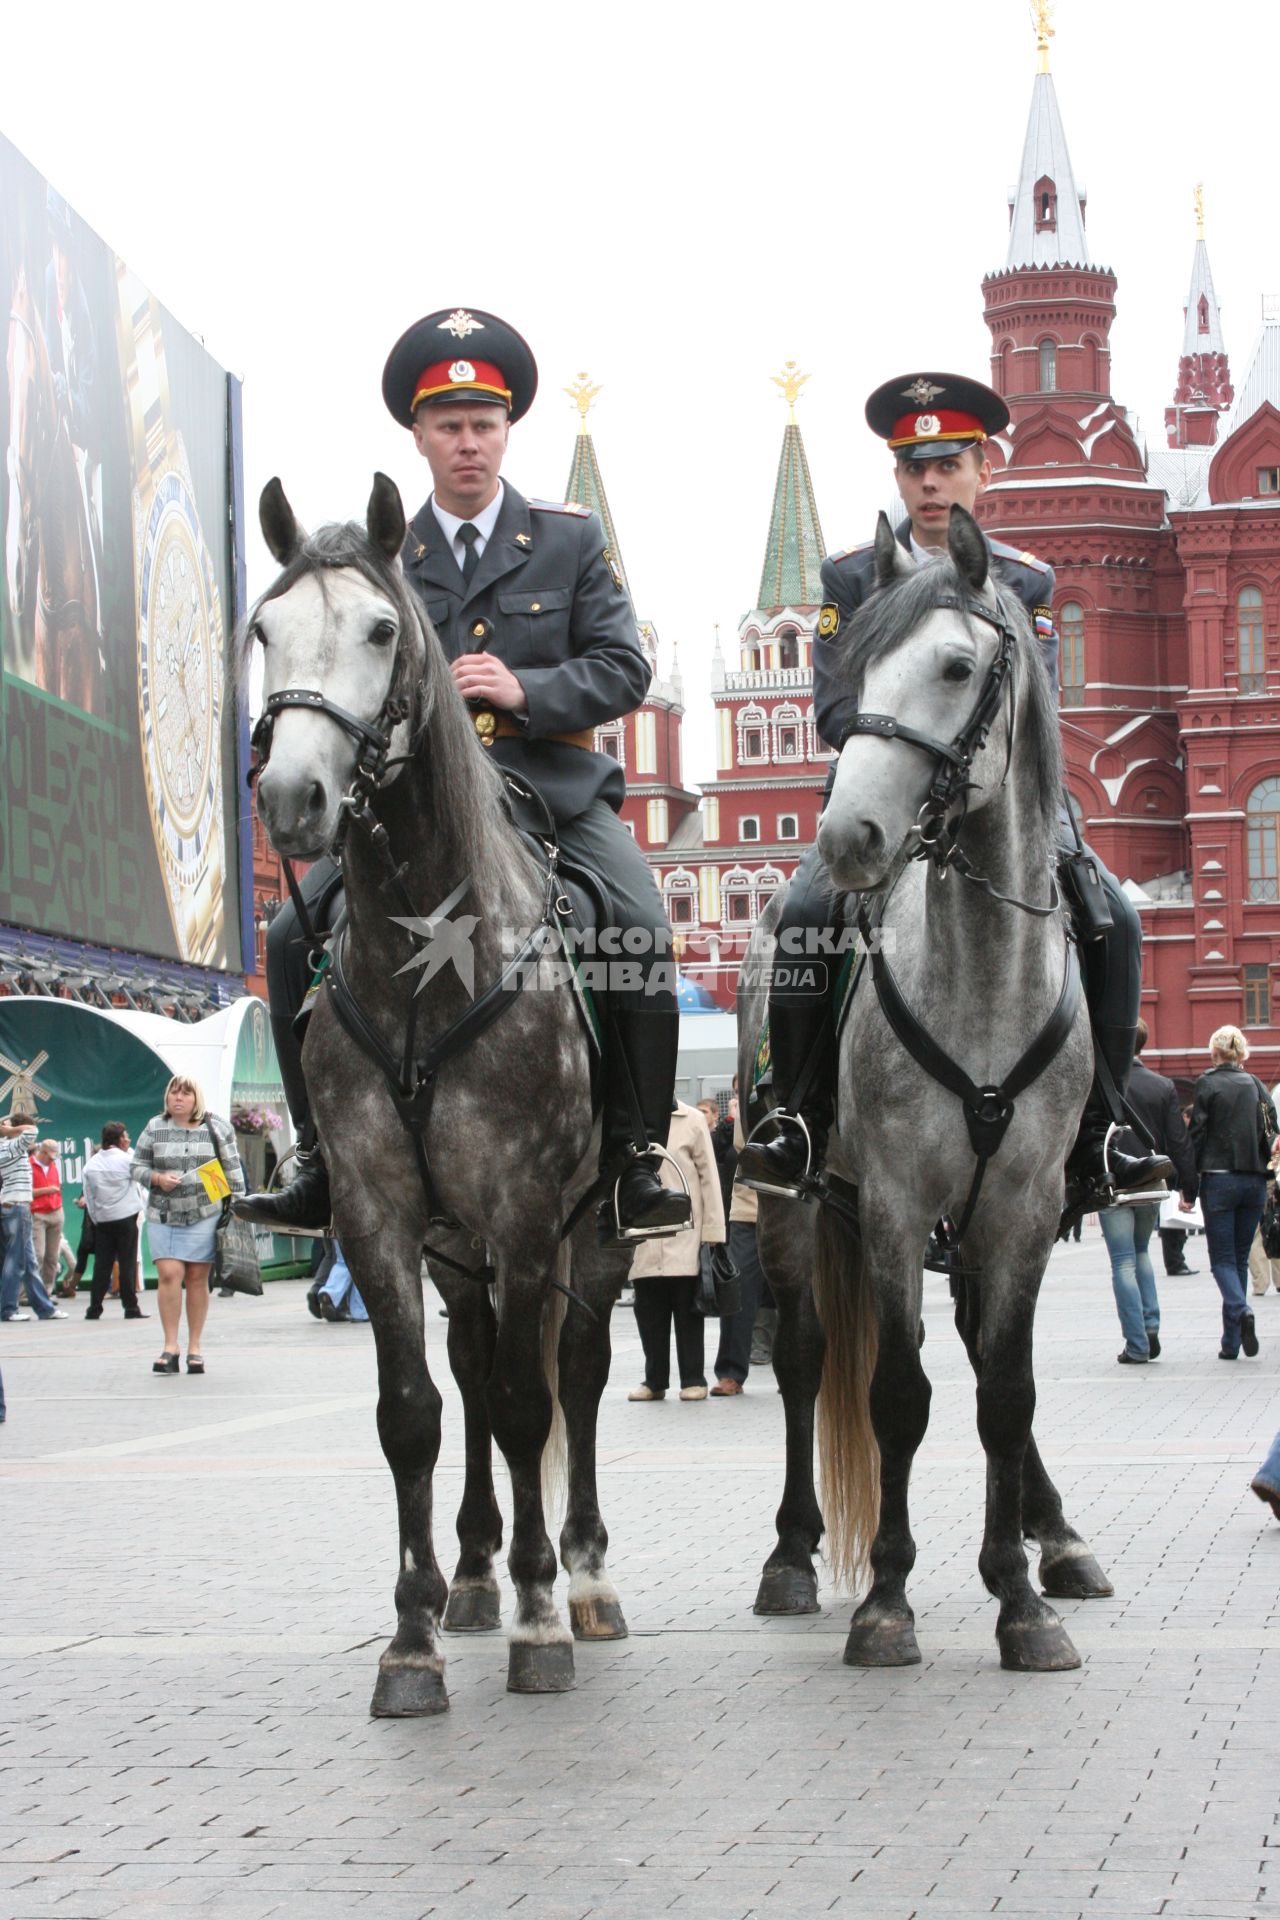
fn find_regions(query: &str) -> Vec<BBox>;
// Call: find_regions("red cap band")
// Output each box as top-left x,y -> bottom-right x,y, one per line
887,407 -> 986,449
412,357 -> 512,411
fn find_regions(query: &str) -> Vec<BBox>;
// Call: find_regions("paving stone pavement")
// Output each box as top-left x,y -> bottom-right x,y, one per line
1,1227 -> 1278,1919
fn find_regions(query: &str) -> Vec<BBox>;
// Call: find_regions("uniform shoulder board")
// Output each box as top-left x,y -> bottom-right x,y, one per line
529,498 -> 590,516
829,541 -> 873,565
992,536 -> 1050,573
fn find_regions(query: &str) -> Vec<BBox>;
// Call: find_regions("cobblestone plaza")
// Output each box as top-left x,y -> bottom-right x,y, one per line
2,1229 -> 1277,1919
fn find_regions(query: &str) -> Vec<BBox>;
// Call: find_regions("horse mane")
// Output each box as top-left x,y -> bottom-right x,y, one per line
837,559 -> 1064,836
244,521 -> 521,891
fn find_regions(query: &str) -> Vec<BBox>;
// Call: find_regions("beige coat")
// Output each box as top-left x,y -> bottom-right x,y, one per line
629,1101 -> 727,1280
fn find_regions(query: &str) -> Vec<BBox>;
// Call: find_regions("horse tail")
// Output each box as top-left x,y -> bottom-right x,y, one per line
540,1249 -> 569,1518
814,1200 -> 880,1596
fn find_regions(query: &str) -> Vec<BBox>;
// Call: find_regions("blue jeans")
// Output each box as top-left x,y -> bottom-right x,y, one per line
1099,1203 -> 1161,1358
1,1204 -> 57,1319
1200,1171 -> 1267,1355
320,1252 -> 368,1321
1255,1429 -> 1280,1498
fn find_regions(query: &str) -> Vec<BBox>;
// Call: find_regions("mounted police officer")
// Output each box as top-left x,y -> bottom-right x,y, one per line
241,308 -> 690,1242
738,370 -> 1171,1207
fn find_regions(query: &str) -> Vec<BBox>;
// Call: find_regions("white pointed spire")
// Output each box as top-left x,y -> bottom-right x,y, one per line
1181,194 -> 1226,357
1005,70 -> 1093,270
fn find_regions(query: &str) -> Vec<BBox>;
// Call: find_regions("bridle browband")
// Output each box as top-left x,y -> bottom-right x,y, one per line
840,586 -> 1059,918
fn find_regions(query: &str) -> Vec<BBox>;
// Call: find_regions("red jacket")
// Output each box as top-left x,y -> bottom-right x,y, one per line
30,1156 -> 62,1214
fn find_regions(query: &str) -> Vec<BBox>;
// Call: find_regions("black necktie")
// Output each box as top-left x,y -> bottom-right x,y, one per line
458,522 -> 480,585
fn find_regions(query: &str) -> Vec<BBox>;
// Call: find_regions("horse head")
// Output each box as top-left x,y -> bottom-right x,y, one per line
250,473 -> 424,857
817,506 -> 1050,892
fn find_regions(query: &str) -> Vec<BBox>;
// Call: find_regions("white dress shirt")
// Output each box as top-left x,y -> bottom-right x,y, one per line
430,482 -> 505,573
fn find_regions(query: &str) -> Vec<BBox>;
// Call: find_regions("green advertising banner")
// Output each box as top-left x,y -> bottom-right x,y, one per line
1,132 -> 243,971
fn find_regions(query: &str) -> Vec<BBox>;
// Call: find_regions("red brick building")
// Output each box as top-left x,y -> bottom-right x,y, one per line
975,28 -> 1280,1081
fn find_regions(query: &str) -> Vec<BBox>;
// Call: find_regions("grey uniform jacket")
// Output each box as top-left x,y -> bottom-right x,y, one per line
812,524 -> 1058,753
401,483 -> 649,824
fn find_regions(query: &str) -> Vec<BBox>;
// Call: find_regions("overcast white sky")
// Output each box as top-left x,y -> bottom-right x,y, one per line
5,0 -> 1278,784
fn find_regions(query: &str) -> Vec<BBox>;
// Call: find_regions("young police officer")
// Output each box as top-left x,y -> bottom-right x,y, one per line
737,370 -> 1171,1206
241,309 -> 690,1242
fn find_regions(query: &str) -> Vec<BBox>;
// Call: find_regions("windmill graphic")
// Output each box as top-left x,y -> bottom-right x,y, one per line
0,1049 -> 52,1118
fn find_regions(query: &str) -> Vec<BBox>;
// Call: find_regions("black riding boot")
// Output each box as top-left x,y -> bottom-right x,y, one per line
1066,1021 -> 1174,1201
235,1127 -> 332,1234
737,993 -> 835,1197
597,1008 -> 692,1241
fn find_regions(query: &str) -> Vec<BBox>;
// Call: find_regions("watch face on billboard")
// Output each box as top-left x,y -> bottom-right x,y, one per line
0,132 -> 243,973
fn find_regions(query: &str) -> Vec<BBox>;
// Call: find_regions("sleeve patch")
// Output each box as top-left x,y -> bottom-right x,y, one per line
1033,604 -> 1055,637
817,604 -> 840,639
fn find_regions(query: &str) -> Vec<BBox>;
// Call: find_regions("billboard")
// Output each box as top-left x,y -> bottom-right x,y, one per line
0,131 -> 245,972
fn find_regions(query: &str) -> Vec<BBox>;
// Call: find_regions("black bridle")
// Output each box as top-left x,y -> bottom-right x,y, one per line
840,588 -> 1060,919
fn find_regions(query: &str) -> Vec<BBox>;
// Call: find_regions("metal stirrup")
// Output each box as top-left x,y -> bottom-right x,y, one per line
737,1110 -> 815,1202
606,1142 -> 692,1244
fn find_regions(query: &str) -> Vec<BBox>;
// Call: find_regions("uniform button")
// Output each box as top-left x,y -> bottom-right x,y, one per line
531,601 -> 541,612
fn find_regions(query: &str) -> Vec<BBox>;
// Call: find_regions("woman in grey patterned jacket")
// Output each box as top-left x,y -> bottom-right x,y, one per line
133,1077 -> 244,1376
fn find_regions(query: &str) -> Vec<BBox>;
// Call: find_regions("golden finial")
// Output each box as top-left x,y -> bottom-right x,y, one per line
564,371 -> 601,433
1195,182 -> 1205,241
771,360 -> 810,424
1031,0 -> 1054,72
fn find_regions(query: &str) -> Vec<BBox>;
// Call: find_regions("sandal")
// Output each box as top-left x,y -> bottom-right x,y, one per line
186,1355 -> 205,1375
152,1353 -> 180,1374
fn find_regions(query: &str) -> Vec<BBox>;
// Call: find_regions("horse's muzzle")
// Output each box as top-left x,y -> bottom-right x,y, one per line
817,812 -> 888,892
256,762 -> 335,859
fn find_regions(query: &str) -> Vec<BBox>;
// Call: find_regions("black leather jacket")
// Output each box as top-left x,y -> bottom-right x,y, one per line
1189,1064 -> 1277,1175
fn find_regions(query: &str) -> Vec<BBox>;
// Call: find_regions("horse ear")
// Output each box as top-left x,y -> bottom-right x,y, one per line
260,479 -> 305,565
367,472 -> 406,559
874,511 -> 914,586
948,505 -> 989,592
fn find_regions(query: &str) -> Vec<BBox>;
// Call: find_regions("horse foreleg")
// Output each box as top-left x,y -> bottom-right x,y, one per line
754,1207 -> 825,1615
973,1282 -> 1080,1673
489,1264 -> 575,1693
355,1237 -> 450,1717
952,1277 -> 1112,1601
844,1278 -> 931,1668
437,1269 -> 504,1634
557,1238 -> 629,1642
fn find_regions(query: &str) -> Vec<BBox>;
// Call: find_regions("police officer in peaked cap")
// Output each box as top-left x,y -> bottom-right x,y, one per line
243,308 -> 691,1243
738,370 -> 1171,1208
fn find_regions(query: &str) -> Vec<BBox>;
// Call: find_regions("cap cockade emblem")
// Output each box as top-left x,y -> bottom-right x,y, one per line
439,309 -> 484,338
448,360 -> 475,383
903,377 -> 944,406
914,413 -> 940,436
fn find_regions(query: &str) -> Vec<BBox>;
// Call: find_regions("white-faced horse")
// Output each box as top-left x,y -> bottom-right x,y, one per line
740,507 -> 1112,1672
248,474 -> 634,1715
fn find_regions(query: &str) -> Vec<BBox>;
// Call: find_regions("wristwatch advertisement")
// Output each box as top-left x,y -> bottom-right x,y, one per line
117,268 -> 227,967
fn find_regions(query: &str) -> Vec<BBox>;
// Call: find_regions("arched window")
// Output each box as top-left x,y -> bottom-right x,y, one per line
596,720 -> 625,767
1033,175 -> 1057,232
722,869 -> 753,923
1060,602 -> 1085,707
1239,586 -> 1265,693
777,628 -> 800,671
664,869 -> 697,927
1198,294 -> 1210,334
737,703 -> 767,764
1038,339 -> 1057,392
773,702 -> 803,761
1246,777 -> 1280,901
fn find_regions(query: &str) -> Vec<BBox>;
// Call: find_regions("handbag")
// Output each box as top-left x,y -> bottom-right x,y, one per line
214,1203 -> 263,1296
694,1242 -> 742,1318
1262,1186 -> 1280,1260
1251,1077 -> 1278,1161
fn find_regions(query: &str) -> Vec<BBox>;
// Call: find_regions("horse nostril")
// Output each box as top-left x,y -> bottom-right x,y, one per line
304,781 -> 325,820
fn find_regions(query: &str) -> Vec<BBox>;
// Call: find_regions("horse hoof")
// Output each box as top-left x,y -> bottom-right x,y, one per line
1039,1551 -> 1114,1600
843,1615 -> 922,1667
507,1638 -> 576,1693
370,1658 -> 449,1717
443,1582 -> 503,1633
569,1594 -> 629,1640
998,1617 -> 1081,1672
753,1564 -> 820,1615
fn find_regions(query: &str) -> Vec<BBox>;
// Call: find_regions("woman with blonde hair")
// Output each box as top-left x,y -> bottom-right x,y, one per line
1190,1026 -> 1277,1361
133,1076 -> 244,1375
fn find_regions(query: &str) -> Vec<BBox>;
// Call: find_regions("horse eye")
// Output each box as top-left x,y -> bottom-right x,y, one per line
369,619 -> 397,646
250,621 -> 267,648
945,658 -> 975,683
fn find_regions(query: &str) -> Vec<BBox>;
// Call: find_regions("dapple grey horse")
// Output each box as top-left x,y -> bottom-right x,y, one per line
248,474 -> 632,1715
740,507 -> 1113,1672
